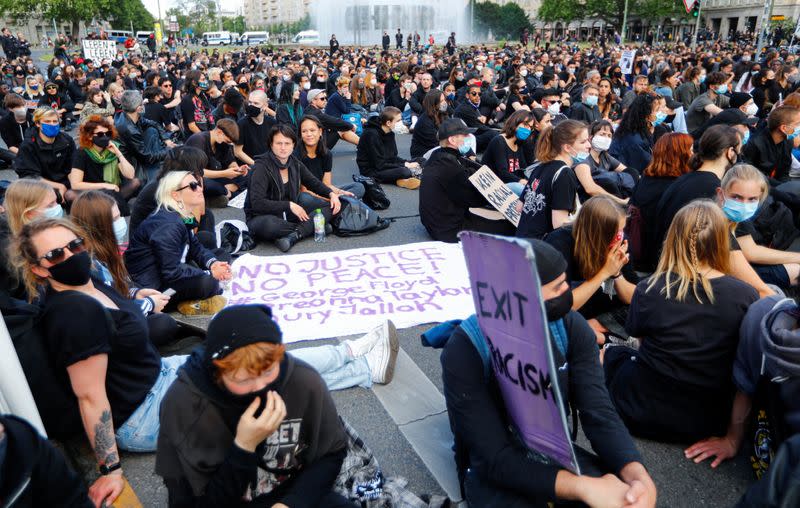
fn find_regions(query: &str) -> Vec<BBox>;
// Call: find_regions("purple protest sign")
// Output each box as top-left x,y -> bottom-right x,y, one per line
459,231 -> 579,473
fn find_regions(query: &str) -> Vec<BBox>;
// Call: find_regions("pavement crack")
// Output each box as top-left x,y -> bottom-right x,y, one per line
397,409 -> 448,427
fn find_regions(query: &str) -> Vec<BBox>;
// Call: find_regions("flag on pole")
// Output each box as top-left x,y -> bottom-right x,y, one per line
683,0 -> 697,13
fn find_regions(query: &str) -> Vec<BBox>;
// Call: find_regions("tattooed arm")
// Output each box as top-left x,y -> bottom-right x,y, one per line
66,354 -> 126,507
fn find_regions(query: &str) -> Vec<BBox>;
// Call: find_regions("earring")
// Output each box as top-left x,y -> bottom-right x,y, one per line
178,201 -> 185,210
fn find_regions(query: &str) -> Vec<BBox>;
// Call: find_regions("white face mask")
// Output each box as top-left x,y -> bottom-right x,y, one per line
547,102 -> 561,115
591,135 -> 612,152
745,103 -> 759,117
303,81 -> 311,90
520,69 -> 528,77
113,217 -> 128,244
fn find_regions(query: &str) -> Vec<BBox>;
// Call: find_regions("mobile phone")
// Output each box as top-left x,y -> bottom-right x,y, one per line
163,288 -> 176,297
609,230 -> 624,250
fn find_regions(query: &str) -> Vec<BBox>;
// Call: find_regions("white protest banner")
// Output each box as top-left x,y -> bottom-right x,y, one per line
82,39 -> 116,62
468,165 -> 521,226
224,241 -> 473,342
620,49 -> 635,75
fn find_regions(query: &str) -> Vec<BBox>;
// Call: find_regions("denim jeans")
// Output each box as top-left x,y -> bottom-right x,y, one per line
291,344 -> 371,391
338,182 -> 366,200
116,355 -> 188,452
507,181 -> 525,197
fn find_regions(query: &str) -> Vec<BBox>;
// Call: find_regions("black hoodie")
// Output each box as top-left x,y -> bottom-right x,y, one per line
355,116 -> 406,176
156,350 -> 347,508
13,126 -> 75,185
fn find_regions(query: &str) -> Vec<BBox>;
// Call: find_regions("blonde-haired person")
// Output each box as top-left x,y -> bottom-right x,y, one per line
324,75 -> 353,120
544,196 -> 637,340
603,200 -> 759,442
718,164 -> 800,289
124,171 -> 232,314
106,82 -> 124,114
0,178 -> 63,298
20,74 -> 44,112
13,106 -> 77,203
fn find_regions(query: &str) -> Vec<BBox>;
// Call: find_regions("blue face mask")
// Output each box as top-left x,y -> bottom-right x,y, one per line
652,111 -> 668,126
113,217 -> 128,244
446,92 -> 455,101
516,126 -> 532,141
458,142 -> 471,155
722,198 -> 759,223
788,125 -> 800,141
40,122 -> 60,137
742,130 -> 751,145
716,84 -> 728,94
584,95 -> 598,107
42,203 -> 64,219
572,150 -> 589,163
699,74 -> 707,84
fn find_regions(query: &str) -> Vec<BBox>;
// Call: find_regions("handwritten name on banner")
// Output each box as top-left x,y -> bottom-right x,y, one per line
224,242 -> 474,342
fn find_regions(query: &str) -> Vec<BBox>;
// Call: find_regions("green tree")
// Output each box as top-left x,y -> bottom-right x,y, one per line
537,0 -> 581,24
109,0 -> 155,31
474,2 -> 502,39
496,3 -> 533,40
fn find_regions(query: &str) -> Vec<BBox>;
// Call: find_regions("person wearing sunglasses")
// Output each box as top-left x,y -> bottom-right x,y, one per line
38,80 -> 74,128
304,88 -> 359,150
13,107 -> 77,204
10,217 -> 193,508
126,170 -> 232,314
453,84 -> 499,153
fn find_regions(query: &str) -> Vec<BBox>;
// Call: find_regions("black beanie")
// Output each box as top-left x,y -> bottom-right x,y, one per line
205,304 -> 283,363
526,238 -> 567,285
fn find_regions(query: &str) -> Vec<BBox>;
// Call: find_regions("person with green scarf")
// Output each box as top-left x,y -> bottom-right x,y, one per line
70,114 -> 140,216
276,82 -> 304,130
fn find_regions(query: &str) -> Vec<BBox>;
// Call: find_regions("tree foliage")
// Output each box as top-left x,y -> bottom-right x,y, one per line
0,0 -> 154,34
474,2 -> 532,40
538,0 -> 689,31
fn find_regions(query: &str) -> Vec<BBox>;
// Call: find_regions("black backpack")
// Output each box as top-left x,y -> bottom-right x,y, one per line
752,196 -> 800,251
353,174 -> 391,210
332,196 -> 391,237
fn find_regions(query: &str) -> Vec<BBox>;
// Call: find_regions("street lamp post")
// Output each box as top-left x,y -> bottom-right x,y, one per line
620,0 -> 630,43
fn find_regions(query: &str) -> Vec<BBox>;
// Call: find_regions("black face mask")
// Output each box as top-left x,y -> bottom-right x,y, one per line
47,250 -> 92,286
93,134 -> 111,148
544,289 -> 573,321
245,104 -> 262,117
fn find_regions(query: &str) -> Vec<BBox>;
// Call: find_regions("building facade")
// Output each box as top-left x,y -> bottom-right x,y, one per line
243,0 -> 312,28
0,16 -> 104,45
699,0 -> 800,40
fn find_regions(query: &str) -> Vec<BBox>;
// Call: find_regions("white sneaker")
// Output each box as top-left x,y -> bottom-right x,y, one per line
345,320 -> 397,358
362,322 -> 399,384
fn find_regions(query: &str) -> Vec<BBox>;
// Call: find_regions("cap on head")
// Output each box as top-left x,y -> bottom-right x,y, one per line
437,118 -> 476,140
204,304 -> 283,364
307,88 -> 325,102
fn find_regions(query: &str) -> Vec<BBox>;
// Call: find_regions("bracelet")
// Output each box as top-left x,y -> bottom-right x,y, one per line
99,461 -> 122,475
610,272 -> 622,279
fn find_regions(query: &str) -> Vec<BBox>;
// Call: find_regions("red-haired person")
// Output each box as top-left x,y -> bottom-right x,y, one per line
70,114 -> 140,216
156,305 -> 356,508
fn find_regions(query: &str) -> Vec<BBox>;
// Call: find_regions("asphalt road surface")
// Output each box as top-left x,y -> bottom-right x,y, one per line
1,122 -> 756,507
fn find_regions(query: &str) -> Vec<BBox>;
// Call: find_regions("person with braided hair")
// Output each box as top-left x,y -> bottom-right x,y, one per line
603,200 -> 759,443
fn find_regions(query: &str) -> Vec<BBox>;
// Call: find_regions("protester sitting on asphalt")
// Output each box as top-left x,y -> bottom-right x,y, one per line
70,190 -> 177,347
480,109 -> 532,195
79,86 -> 115,123
114,90 -> 175,182
410,89 -> 449,159
742,105 -> 800,185
245,123 -> 341,252
233,89 -> 277,166
715,164 -> 800,290
0,414 -> 94,508
304,88 -> 359,149
297,115 -> 365,199
38,80 -> 74,127
608,93 -> 658,173
454,83 -> 498,153
574,120 -> 634,204
545,196 -> 637,333
156,304 -> 359,508
0,93 -> 33,154
180,69 -> 216,136
442,239 -> 656,508
604,201 -> 759,442
14,106 -> 77,203
517,119 -> 588,239
125,170 -> 232,314
356,107 -> 421,190
70,114 -> 140,216
685,72 -> 730,133
185,118 -> 248,204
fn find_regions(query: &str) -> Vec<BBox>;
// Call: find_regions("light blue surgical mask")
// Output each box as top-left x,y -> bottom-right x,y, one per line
113,217 -> 128,244
40,122 -> 60,137
715,84 -> 728,94
584,95 -> 598,107
458,142 -> 471,155
788,125 -> 800,141
722,198 -> 758,223
699,74 -> 707,84
742,130 -> 751,145
652,111 -> 668,126
572,150 -> 589,163
41,203 -> 64,219
516,126 -> 532,141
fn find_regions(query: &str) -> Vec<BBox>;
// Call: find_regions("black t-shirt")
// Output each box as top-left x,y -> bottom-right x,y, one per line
517,159 -> 577,239
185,131 -> 234,171
41,279 -> 161,427
297,150 -> 332,181
71,148 -> 105,183
630,175 -> 678,271
236,115 -> 275,160
655,171 -> 721,247
627,274 -> 758,390
180,93 -> 214,132
481,135 -> 526,183
144,101 -> 171,128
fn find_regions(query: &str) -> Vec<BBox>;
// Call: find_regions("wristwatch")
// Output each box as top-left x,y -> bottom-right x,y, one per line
99,462 -> 122,475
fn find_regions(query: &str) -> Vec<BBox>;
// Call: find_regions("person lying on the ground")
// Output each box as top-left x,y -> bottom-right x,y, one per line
156,304 -> 357,508
441,239 -> 656,508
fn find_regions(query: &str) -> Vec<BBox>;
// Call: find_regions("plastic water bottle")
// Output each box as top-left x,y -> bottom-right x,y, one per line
313,208 -> 326,242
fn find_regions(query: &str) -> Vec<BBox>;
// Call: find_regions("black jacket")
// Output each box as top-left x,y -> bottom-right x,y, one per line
114,111 -> 169,173
410,113 -> 443,159
244,152 -> 332,221
125,209 -> 218,291
441,311 -> 643,500
156,351 -> 347,508
409,87 -> 429,115
0,415 -> 93,508
356,116 -> 405,176
0,113 -> 31,150
13,127 -> 75,185
454,100 -> 490,134
385,87 -> 409,110
568,102 -> 601,124
305,105 -> 352,133
419,147 -> 488,243
743,127 -> 793,184
38,91 -> 74,113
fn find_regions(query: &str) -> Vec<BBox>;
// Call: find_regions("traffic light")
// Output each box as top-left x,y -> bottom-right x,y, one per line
691,1 -> 701,17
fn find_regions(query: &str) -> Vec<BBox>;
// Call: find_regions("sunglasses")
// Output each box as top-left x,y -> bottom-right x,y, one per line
162,83 -> 173,87
39,237 -> 85,264
317,96 -> 327,101
176,181 -> 202,192
46,85 -> 57,90
469,91 -> 480,96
